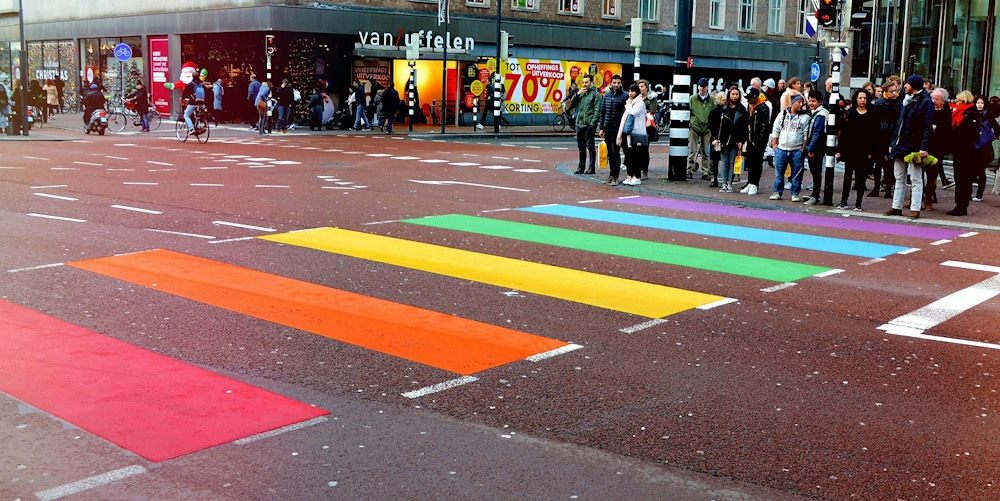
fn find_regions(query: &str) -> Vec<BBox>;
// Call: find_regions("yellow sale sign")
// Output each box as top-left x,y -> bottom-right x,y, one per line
495,58 -> 622,114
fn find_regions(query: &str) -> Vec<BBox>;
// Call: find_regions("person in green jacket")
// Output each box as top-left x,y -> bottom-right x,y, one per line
572,74 -> 603,174
689,78 -> 714,180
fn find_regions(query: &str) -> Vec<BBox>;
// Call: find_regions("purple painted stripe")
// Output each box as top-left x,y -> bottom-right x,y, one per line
611,197 -> 964,240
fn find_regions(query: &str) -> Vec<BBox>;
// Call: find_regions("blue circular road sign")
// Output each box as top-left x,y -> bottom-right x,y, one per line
810,62 -> 821,82
114,43 -> 133,62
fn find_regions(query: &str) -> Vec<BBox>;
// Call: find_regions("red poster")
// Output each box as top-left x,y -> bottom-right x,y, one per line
149,37 -> 170,116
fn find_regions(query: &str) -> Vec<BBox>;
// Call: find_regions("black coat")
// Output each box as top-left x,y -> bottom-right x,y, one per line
381,87 -> 400,116
952,107 -> 984,168
747,103 -> 771,149
928,107 -> 952,157
128,87 -> 150,114
709,103 -> 749,147
839,108 -> 879,163
890,91 -> 935,158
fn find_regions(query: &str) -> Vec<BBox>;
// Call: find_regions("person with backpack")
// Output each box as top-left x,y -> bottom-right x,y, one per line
182,74 -> 206,134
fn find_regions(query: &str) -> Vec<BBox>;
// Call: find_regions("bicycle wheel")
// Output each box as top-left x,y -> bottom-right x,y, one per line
148,110 -> 162,131
175,119 -> 188,142
108,112 -> 127,133
553,114 -> 566,132
196,116 -> 210,144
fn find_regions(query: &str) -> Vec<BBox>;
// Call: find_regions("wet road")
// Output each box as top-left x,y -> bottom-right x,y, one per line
2,125 -> 999,500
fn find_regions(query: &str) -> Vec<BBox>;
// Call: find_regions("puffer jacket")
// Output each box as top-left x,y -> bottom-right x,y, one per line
599,87 -> 627,133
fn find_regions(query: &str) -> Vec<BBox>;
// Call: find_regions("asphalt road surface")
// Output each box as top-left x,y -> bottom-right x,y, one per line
2,124 -> 999,500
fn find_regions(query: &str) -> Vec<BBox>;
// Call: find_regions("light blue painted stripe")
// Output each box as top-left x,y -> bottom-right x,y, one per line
518,205 -> 910,259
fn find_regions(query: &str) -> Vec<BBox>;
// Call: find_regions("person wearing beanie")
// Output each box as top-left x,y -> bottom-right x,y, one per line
885,74 -> 935,219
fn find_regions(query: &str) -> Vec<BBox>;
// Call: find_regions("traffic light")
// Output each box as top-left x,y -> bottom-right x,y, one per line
816,0 -> 838,28
625,18 -> 642,48
500,31 -> 514,60
850,0 -> 873,29
265,34 -> 276,56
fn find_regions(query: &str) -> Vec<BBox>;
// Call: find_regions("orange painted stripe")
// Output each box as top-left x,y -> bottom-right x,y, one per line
68,250 -> 567,375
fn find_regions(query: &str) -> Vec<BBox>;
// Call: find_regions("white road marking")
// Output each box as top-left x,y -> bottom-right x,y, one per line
814,269 -> 845,278
255,185 -> 291,188
449,162 -> 481,166
402,376 -> 478,399
526,343 -> 584,361
480,208 -> 512,213
233,416 -> 329,445
0,166 -> 26,169
271,160 -> 302,165
191,183 -> 224,187
24,156 -> 49,160
34,193 -> 78,201
123,182 -> 158,185
34,465 -> 148,501
8,262 -> 64,273
463,153 -> 479,157
208,236 -> 258,244
147,161 -> 174,166
479,165 -> 513,170
105,155 -> 129,160
419,159 -> 450,163
112,205 -> 162,214
334,181 -> 354,185
513,168 -> 548,173
859,258 -> 886,266
523,159 -> 542,162
200,166 -> 228,170
492,156 -> 510,160
366,153 -> 393,157
898,248 -> 921,255
620,319 -> 668,334
106,168 -> 134,172
51,167 -> 78,171
617,195 -> 640,199
761,282 -> 797,293
391,156 -> 420,160
322,186 -> 355,190
696,297 -> 739,310
214,159 -> 239,162
942,261 -> 1000,274
553,147 -> 569,150
362,219 -> 399,225
578,199 -> 603,204
249,165 -> 275,169
213,221 -> 276,232
27,213 -> 86,223
958,232 -> 978,238
408,180 -> 530,192
930,239 -> 952,246
31,185 -> 68,189
246,157 -> 276,161
148,169 -> 175,172
144,228 -> 215,239
112,143 -> 137,147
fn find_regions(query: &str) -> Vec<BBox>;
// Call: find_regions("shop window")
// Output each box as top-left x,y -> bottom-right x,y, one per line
795,0 -> 809,37
710,0 -> 725,29
738,0 -> 755,32
767,0 -> 784,35
467,0 -> 489,7
511,0 -> 539,11
558,0 -> 583,16
638,0 -> 659,22
602,0 -> 619,19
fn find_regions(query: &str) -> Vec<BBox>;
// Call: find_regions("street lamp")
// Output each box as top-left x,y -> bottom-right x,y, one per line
625,17 -> 642,83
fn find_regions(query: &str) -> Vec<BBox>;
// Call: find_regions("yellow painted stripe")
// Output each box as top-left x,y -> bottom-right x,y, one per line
260,228 -> 725,318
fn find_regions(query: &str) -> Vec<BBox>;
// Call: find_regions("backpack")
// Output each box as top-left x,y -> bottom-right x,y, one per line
194,82 -> 205,102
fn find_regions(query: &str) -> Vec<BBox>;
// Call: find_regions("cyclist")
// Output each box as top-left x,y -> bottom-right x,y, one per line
126,81 -> 151,132
183,74 -> 206,134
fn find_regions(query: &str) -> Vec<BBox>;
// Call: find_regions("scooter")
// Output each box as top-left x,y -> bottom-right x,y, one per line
85,108 -> 108,136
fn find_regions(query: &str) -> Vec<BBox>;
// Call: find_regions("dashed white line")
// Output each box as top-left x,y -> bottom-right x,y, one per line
362,219 -> 399,225
123,182 -> 158,185
34,465 -> 148,501
391,156 -> 420,160
619,319 -> 668,334
479,165 -> 513,170
112,205 -> 162,214
24,156 -> 49,160
233,416 -> 329,445
34,193 -> 78,201
513,168 -> 548,173
402,376 -> 478,399
191,183 -> 224,187
255,184 -> 291,188
73,161 -> 103,166
941,261 -> 1000,274
449,162 -> 481,166
526,343 -> 584,361
930,239 -> 952,246
8,262 -> 65,273
522,158 -> 542,162
898,248 -> 921,255
27,213 -> 86,223
208,236 -> 259,244
696,297 -> 739,310
480,208 -> 512,213
51,167 -> 78,171
366,153 -> 393,157
105,155 -> 129,160
144,228 -> 215,239
419,159 -> 450,163
31,185 -> 68,189
106,168 -> 135,172
212,221 -> 276,232
761,282 -> 797,293
492,156 -> 510,160
859,258 -> 886,266
958,232 -> 979,238
147,161 -> 174,166
578,199 -> 603,204
271,160 -> 302,165
200,166 -> 228,170
814,269 -> 845,278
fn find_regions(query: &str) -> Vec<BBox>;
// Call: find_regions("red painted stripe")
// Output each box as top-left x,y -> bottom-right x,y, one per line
0,299 -> 329,462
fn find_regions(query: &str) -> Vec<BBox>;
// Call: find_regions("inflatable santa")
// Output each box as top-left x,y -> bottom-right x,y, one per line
164,62 -> 206,90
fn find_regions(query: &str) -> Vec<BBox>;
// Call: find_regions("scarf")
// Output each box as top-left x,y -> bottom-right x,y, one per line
952,103 -> 973,128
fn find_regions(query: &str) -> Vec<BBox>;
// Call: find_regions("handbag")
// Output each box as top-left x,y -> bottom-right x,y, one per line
975,120 -> 996,150
646,111 -> 659,142
629,132 -> 648,147
623,113 -> 635,136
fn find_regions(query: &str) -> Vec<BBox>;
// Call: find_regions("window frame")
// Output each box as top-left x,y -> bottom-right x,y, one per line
709,0 -> 726,29
767,0 -> 784,34
510,0 -> 539,12
795,0 -> 810,38
466,0 -> 490,8
603,0 -> 621,19
638,0 -> 661,22
558,0 -> 585,16
738,0 -> 755,32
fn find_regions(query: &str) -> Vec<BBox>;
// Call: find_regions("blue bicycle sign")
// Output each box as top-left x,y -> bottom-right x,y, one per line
114,43 -> 133,62
810,62 -> 821,82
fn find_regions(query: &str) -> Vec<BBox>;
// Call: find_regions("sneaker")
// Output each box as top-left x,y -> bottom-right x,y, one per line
747,185 -> 758,196
853,206 -> 864,212
476,123 -> 484,130
632,179 -> 641,186
610,178 -> 619,186
943,181 -> 955,189
791,195 -> 801,202
740,184 -> 751,193
805,198 -> 818,205
837,204 -> 849,210
720,186 -> 728,192
769,193 -> 782,200
973,196 -> 984,202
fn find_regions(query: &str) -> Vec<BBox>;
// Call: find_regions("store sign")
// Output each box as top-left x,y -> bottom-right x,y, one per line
358,30 -> 475,52
489,58 -> 622,114
352,60 -> 391,90
149,36 -> 170,115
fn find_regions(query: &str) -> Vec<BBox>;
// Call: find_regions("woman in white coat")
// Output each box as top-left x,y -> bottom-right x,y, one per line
617,84 -> 649,186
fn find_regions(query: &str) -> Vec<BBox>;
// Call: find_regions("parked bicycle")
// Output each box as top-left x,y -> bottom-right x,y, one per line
108,97 -> 162,132
174,104 -> 210,143
552,103 -> 576,132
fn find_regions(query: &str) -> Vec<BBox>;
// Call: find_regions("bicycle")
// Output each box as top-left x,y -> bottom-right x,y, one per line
175,104 -> 210,143
552,103 -> 576,132
109,98 -> 162,132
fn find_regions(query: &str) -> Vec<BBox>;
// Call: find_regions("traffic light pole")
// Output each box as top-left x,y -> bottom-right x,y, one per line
668,0 -> 693,181
494,1 -> 502,134
18,0 -> 29,136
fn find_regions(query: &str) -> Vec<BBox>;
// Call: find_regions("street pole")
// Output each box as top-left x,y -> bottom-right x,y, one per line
18,0 -> 28,136
408,64 -> 415,132
494,0 -> 502,134
668,0 -> 693,181
441,0 -> 448,134
824,42 -> 845,206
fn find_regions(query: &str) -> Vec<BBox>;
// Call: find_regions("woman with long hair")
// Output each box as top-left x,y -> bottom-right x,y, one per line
255,81 -> 271,136
43,78 -> 58,119
971,95 -> 1000,202
836,89 -> 878,211
709,86 -> 748,193
617,84 -> 649,186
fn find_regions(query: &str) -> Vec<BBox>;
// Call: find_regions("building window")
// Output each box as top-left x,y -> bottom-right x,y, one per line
511,0 -> 538,10
467,0 -> 489,7
768,0 -> 784,34
675,0 -> 697,26
710,0 -> 725,29
638,0 -> 660,21
558,0 -> 584,15
739,0 -> 755,31
796,0 -> 809,37
603,0 -> 620,18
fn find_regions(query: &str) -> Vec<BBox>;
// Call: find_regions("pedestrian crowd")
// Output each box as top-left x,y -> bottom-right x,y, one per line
567,71 -> 1000,217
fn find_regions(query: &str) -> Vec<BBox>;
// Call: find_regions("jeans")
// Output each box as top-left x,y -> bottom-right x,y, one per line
184,104 -> 197,130
773,148 -> 804,195
139,112 -> 149,131
353,105 -> 371,129
276,105 -> 291,131
892,157 -> 923,211
576,124 -> 596,170
718,144 -> 739,186
385,116 -> 394,133
257,109 -> 268,135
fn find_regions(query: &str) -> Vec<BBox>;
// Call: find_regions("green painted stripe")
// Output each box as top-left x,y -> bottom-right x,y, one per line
403,214 -> 832,283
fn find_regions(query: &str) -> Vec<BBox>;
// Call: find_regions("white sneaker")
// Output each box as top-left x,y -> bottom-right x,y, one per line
791,195 -> 802,202
740,184 -> 751,193
769,192 -> 781,200
748,184 -> 758,195
632,179 -> 641,186
476,124 -> 484,129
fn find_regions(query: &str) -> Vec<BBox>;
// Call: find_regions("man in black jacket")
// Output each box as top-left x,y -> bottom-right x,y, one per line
870,77 -> 902,197
885,74 -> 935,219
597,75 -> 626,185
381,83 -> 400,134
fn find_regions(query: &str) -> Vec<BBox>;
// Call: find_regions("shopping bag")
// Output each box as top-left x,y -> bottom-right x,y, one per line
993,169 -> 1000,196
598,140 -> 608,169
734,155 -> 743,174
784,164 -> 791,178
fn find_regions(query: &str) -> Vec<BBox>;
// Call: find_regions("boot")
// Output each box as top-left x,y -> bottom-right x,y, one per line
908,211 -> 920,220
